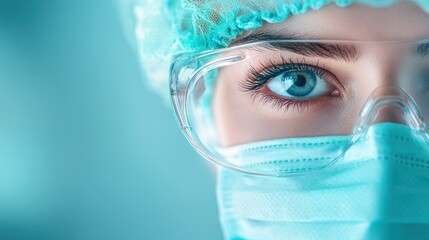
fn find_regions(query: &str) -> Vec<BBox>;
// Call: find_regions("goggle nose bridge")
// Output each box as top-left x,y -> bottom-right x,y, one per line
351,87 -> 428,144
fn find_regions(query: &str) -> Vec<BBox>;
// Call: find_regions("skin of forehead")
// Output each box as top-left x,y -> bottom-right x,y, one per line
243,2 -> 429,41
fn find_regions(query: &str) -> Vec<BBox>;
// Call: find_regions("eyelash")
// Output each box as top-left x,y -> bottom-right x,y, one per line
240,57 -> 332,112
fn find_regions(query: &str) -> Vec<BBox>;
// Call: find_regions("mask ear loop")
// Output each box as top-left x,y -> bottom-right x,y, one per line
350,85 -> 429,148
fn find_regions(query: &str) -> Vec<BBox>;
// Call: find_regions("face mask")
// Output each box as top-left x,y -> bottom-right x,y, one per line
217,122 -> 429,240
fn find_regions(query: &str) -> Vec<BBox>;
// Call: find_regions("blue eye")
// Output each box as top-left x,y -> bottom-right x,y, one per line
267,70 -> 330,99
241,59 -> 340,112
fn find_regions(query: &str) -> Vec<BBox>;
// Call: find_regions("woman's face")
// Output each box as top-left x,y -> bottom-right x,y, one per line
212,2 -> 429,146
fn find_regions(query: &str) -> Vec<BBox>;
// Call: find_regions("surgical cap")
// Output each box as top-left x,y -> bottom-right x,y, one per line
132,0 -> 429,100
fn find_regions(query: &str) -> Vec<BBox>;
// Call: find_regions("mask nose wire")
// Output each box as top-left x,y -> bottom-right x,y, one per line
349,86 -> 429,145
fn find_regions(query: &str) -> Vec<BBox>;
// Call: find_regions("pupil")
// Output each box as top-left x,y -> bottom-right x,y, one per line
294,74 -> 307,87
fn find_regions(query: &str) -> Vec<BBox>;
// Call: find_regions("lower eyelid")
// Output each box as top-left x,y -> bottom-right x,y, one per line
251,91 -> 315,112
252,89 -> 342,114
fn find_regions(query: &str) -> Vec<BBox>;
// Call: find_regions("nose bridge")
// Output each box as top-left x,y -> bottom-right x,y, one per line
362,44 -> 405,88
353,44 -> 427,131
352,86 -> 426,139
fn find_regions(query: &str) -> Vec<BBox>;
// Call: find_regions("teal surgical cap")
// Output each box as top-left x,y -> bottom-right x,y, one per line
131,0 -> 429,100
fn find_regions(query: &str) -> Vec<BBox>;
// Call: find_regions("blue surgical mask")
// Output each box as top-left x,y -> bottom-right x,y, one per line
217,123 -> 429,240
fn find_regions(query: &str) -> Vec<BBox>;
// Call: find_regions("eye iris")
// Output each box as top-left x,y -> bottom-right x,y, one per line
283,71 -> 317,97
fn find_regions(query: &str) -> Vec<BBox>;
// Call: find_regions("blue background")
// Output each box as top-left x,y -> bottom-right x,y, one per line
0,0 -> 222,239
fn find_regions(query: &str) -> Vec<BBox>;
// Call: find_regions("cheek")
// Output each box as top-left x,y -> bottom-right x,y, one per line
213,66 -> 282,146
213,67 -> 254,146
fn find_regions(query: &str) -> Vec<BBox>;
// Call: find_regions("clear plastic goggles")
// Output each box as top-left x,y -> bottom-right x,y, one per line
170,39 -> 429,176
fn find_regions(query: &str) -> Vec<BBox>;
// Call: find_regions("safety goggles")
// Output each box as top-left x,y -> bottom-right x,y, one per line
170,39 -> 429,176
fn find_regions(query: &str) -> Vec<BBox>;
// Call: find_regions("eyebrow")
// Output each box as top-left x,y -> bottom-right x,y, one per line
231,33 -> 359,62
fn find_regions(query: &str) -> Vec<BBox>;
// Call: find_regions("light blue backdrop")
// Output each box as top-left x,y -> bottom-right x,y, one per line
0,0 -> 222,239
